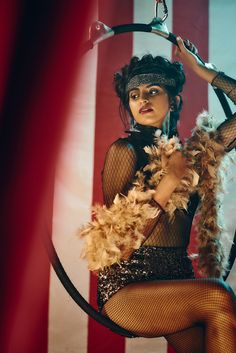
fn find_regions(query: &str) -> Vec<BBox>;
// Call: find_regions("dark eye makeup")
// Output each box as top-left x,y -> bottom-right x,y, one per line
129,85 -> 163,100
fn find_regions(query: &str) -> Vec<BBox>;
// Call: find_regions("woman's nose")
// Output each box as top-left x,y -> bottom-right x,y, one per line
140,92 -> 149,102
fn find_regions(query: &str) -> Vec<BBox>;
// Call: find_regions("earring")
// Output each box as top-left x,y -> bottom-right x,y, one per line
163,110 -> 170,136
170,102 -> 176,112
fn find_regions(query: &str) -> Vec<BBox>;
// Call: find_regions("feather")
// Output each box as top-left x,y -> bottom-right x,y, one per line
79,112 -> 231,276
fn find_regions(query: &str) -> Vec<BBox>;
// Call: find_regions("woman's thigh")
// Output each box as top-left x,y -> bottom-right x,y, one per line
103,278 -> 234,338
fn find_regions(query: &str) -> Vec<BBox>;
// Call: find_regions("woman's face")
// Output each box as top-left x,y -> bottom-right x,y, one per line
128,84 -> 170,128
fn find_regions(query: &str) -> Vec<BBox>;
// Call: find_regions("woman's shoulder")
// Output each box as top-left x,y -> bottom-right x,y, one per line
104,137 -> 138,165
107,135 -> 149,170
108,137 -> 137,153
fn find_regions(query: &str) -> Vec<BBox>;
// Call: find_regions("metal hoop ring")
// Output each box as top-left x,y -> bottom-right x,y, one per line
46,19 -> 236,337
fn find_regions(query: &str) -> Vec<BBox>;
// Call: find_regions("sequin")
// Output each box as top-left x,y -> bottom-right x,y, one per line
97,246 -> 194,311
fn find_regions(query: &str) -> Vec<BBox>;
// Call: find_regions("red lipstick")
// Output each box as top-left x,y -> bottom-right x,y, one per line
139,105 -> 153,114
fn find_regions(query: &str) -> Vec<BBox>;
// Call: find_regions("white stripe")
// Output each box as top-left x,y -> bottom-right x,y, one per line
126,337 -> 167,353
133,0 -> 173,59
209,0 -> 236,293
208,0 -> 236,123
126,2 -> 172,352
48,18 -> 98,353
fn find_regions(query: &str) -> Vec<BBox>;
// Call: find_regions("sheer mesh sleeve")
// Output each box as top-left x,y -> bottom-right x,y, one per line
211,72 -> 236,151
217,114 -> 236,152
102,138 -> 163,242
211,72 -> 236,104
102,139 -> 138,207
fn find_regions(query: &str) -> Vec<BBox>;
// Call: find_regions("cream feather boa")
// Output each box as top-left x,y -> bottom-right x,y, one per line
80,112 -> 230,277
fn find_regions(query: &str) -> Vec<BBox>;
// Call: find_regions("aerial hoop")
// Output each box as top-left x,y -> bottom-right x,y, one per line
81,2 -> 232,118
44,234 -> 137,337
46,0 -> 236,338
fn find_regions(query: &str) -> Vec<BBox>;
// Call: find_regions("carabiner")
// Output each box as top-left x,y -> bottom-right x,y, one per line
155,0 -> 168,22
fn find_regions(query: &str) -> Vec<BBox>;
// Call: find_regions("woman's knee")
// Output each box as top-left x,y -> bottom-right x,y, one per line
191,279 -> 235,321
203,279 -> 235,314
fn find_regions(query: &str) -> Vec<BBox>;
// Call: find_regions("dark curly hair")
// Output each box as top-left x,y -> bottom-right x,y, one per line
114,54 -> 186,136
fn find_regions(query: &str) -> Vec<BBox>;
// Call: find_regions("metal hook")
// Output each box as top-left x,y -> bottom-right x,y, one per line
155,0 -> 168,22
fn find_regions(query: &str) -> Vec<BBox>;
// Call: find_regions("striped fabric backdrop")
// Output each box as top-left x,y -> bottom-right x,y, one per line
49,1 -> 236,352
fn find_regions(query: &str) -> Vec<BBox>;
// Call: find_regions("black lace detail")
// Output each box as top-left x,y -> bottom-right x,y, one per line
212,72 -> 236,104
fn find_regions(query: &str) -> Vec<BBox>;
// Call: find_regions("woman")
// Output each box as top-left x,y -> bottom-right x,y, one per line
80,37 -> 236,352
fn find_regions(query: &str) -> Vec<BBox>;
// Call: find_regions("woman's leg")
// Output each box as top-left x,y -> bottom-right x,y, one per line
165,326 -> 204,353
103,278 -> 235,353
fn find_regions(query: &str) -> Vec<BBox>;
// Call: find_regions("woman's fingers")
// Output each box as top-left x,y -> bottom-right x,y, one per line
175,36 -> 198,55
183,38 -> 198,54
161,152 -> 168,169
174,36 -> 187,57
174,36 -> 200,70
175,36 -> 185,52
167,151 -> 187,179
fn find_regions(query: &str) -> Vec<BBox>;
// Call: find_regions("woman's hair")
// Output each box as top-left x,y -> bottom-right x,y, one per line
114,54 -> 186,136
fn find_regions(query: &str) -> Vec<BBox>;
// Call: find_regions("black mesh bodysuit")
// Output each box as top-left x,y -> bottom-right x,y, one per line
98,73 -> 236,353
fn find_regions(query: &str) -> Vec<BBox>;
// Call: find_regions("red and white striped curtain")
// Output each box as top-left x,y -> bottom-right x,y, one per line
1,1 -> 235,353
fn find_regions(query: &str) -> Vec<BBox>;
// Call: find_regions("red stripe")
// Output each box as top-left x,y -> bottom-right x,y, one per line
89,1 -> 133,353
172,0 -> 209,139
169,1 -> 209,353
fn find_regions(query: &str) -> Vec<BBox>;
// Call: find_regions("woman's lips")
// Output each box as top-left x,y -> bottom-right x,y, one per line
139,107 -> 153,114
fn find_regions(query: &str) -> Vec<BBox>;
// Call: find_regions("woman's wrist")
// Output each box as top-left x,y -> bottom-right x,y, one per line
153,173 -> 181,208
193,62 -> 219,83
167,170 -> 184,182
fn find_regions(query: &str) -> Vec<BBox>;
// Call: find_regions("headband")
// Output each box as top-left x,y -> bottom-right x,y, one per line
126,73 -> 176,92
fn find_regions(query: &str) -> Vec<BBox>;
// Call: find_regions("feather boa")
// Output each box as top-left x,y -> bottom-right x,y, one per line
80,112 -> 230,277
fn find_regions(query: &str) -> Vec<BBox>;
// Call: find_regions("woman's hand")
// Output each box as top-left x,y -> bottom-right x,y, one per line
166,150 -> 187,180
175,36 -> 219,83
153,151 -> 187,208
160,145 -> 187,181
174,36 -> 201,72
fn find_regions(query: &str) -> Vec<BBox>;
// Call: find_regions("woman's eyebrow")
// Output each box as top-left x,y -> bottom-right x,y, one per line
146,83 -> 162,88
129,84 -> 162,94
129,87 -> 139,92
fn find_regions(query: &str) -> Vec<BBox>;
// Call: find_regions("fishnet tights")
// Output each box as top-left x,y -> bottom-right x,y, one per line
103,278 -> 236,353
165,325 -> 204,353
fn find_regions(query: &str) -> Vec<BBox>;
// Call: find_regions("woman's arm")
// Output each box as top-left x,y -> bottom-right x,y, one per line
175,36 -> 236,152
174,36 -> 218,83
81,139 -> 189,270
175,36 -> 236,103
102,140 -> 186,248
102,139 -> 138,207
103,140 -> 186,209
